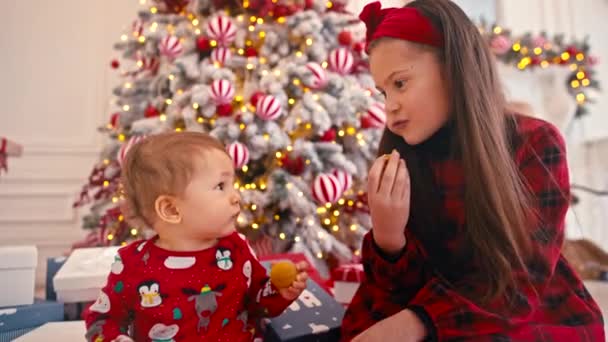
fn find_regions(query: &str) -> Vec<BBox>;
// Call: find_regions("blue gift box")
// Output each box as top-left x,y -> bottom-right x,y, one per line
0,300 -> 64,333
46,256 -> 67,301
262,262 -> 345,342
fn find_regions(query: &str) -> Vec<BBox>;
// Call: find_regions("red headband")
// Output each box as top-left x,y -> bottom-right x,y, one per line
359,1 -> 443,52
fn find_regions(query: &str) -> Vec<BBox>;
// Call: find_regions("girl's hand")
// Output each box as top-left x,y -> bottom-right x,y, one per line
367,149 -> 411,254
352,309 -> 427,342
277,261 -> 309,301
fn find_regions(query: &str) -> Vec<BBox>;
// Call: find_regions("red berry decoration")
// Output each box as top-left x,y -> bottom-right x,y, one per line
566,46 -> 579,56
110,112 -> 120,127
245,47 -> 258,57
217,103 -> 233,117
353,42 -> 365,53
361,116 -> 374,129
281,155 -> 305,175
110,59 -> 120,69
274,4 -> 290,17
196,37 -> 211,52
144,105 -> 160,118
250,91 -> 265,107
320,128 -> 336,142
338,30 -> 353,46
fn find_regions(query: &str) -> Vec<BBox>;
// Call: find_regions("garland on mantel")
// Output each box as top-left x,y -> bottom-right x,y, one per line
482,23 -> 600,118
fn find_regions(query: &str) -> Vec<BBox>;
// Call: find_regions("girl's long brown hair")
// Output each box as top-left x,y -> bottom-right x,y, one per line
375,0 -> 533,304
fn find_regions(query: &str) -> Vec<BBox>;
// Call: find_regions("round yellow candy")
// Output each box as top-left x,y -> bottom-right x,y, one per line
270,261 -> 298,289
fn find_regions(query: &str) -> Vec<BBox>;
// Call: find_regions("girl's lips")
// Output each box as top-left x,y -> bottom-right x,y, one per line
392,120 -> 409,129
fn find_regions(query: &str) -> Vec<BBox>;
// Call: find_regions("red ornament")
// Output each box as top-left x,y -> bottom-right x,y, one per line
305,0 -> 314,9
217,103 -> 233,117
281,155 -> 305,175
338,31 -> 353,46
110,59 -> 120,69
110,113 -> 120,127
144,105 -> 160,118
320,128 -> 336,142
196,37 -> 211,52
531,57 -> 541,66
353,42 -> 365,53
274,4 -> 290,17
245,47 -> 258,57
158,0 -> 190,13
566,46 -> 579,56
250,91 -> 265,107
361,116 -> 374,129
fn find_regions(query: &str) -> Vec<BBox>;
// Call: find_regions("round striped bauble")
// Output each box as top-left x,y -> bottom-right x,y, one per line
117,135 -> 146,166
159,35 -> 183,59
331,169 -> 352,193
211,47 -> 232,65
312,173 -> 342,204
206,15 -> 237,46
305,62 -> 327,89
255,95 -> 282,121
328,47 -> 353,75
364,102 -> 386,128
227,142 -> 249,169
209,79 -> 235,105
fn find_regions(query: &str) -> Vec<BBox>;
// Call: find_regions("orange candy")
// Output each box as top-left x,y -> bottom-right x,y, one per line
270,261 -> 298,289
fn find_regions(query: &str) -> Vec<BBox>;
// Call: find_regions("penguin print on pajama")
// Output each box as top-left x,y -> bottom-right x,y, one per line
215,248 -> 233,270
138,280 -> 164,308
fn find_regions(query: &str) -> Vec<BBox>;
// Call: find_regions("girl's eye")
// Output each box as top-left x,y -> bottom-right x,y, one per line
395,80 -> 406,89
215,182 -> 225,190
379,90 -> 386,98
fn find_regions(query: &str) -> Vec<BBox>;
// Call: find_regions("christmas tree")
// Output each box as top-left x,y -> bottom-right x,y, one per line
73,0 -> 385,270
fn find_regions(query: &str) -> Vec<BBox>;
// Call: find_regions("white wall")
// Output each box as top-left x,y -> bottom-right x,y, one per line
0,0 -> 140,288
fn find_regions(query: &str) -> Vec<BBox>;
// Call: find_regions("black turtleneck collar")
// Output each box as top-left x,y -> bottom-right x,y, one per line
413,119 -> 457,160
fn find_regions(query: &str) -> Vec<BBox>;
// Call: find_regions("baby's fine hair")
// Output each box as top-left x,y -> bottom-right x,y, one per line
120,131 -> 227,228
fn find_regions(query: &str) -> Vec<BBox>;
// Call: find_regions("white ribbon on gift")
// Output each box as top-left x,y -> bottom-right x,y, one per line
337,264 -> 364,282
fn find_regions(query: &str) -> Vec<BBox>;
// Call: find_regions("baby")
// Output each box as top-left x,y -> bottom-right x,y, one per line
84,132 -> 308,342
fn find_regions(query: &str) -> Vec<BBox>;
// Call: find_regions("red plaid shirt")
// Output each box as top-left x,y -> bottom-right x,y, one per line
341,116 -> 605,341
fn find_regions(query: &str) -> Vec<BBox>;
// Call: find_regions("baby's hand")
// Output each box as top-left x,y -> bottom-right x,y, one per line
277,261 -> 309,301
111,335 -> 134,342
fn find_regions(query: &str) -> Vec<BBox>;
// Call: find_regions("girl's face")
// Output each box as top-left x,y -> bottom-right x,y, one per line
369,39 -> 451,145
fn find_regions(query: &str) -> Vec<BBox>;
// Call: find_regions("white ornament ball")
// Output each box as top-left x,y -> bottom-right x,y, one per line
207,15 -> 237,46
329,47 -> 354,75
159,35 -> 183,59
209,79 -> 235,105
331,169 -> 353,193
312,173 -> 342,204
365,102 -> 386,128
305,62 -> 327,89
227,142 -> 250,169
256,95 -> 282,121
117,135 -> 146,166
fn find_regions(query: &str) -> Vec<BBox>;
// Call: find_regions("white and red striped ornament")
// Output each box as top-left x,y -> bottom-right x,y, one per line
227,142 -> 250,169
132,19 -> 144,37
136,52 -> 160,75
209,79 -> 235,105
256,95 -> 282,121
117,135 -> 146,166
364,102 -> 386,128
211,47 -> 232,65
331,169 -> 353,193
329,47 -> 354,75
305,62 -> 327,89
206,15 -> 237,46
159,35 -> 183,59
312,173 -> 342,204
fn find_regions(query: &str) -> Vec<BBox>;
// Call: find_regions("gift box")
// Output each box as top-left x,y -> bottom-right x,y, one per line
53,246 -> 120,303
261,262 -> 345,342
12,321 -> 85,342
0,246 -> 37,307
331,264 -> 364,304
0,300 -> 64,333
45,256 -> 67,301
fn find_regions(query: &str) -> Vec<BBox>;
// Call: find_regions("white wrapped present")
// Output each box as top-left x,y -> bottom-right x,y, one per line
53,247 -> 120,303
0,246 -> 37,307
331,263 -> 364,304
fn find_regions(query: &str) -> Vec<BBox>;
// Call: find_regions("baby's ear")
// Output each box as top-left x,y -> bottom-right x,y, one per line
154,195 -> 181,224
